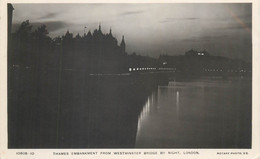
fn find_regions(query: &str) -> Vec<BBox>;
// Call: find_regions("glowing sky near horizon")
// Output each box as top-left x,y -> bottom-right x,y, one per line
11,3 -> 252,61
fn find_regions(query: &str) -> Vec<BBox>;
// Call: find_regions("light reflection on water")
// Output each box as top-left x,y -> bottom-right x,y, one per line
135,78 -> 251,148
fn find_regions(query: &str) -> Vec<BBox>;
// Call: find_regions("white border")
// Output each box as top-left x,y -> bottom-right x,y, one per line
0,0 -> 259,159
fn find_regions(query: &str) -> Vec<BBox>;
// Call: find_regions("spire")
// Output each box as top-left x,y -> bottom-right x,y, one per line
109,27 -> 112,34
121,36 -> 125,44
120,35 -> 126,53
65,30 -> 70,36
87,30 -> 92,36
86,30 -> 92,40
99,23 -> 101,31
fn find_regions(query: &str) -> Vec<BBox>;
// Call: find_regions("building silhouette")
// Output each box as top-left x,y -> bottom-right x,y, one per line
120,36 -> 126,54
185,49 -> 210,57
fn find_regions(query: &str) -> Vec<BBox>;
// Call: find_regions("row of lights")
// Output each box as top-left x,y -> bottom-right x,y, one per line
129,67 -> 156,72
158,68 -> 176,71
227,69 -> 247,73
204,69 -> 223,72
12,65 -> 32,69
204,69 -> 248,73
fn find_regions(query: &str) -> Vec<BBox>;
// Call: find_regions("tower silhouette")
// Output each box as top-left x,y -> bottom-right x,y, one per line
109,27 -> 112,35
98,23 -> 103,34
120,36 -> 126,53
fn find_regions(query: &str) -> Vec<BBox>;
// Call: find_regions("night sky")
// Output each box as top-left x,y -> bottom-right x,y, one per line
12,3 -> 252,61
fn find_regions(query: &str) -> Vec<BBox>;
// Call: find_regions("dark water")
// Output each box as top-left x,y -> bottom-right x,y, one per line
135,77 -> 252,148
8,70 -> 162,148
8,69 -> 251,148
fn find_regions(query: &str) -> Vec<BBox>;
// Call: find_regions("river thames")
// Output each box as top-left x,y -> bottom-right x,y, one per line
136,77 -> 251,148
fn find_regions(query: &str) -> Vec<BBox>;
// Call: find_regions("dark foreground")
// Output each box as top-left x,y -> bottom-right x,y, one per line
8,69 -> 167,148
8,69 -> 251,148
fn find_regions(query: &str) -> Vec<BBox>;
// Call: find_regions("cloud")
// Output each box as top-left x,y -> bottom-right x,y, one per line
223,22 -> 252,30
37,13 -> 59,20
41,21 -> 69,32
182,35 -> 229,42
238,13 -> 252,20
120,10 -> 144,16
12,21 -> 69,33
206,13 -> 252,23
213,22 -> 252,32
160,17 -> 200,23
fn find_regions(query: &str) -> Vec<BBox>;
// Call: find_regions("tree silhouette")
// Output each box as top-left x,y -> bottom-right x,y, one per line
12,20 -> 33,66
